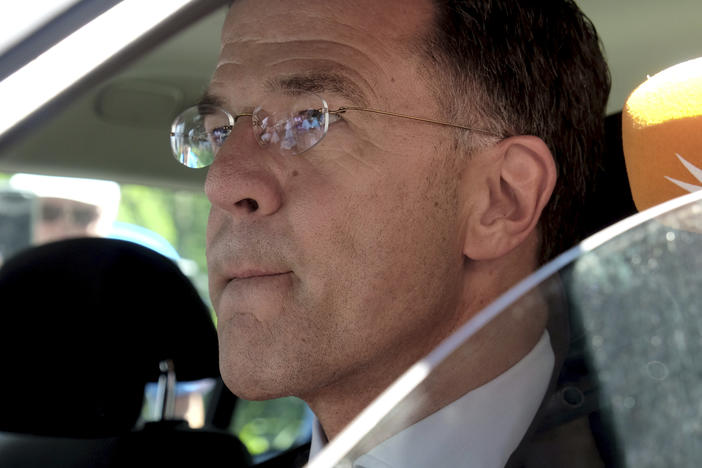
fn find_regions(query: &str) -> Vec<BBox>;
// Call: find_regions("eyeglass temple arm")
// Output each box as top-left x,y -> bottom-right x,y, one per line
332,107 -> 501,137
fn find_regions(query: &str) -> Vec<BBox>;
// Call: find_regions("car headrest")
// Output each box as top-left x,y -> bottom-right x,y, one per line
0,238 -> 219,437
623,56 -> 702,211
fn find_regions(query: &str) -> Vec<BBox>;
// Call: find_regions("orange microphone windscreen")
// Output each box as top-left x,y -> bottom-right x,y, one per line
622,57 -> 702,212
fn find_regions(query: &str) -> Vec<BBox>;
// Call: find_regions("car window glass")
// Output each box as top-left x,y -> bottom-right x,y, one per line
0,170 -> 314,461
0,1 -> 80,55
309,192 -> 702,468
139,378 -> 218,429
0,172 -> 209,296
233,396 -> 315,463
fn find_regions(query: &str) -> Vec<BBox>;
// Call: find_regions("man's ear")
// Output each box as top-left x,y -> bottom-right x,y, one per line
462,136 -> 556,260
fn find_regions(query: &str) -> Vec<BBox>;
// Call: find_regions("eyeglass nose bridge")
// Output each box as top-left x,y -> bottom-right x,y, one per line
233,112 -> 253,123
202,108 -> 283,165
211,110 -> 256,155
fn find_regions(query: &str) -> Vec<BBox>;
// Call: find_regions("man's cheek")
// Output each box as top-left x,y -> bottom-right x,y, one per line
206,206 -> 222,246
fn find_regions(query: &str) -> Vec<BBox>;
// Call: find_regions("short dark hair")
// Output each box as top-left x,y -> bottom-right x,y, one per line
423,0 -> 611,263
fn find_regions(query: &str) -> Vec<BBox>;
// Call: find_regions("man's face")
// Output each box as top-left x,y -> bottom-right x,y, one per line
36,197 -> 100,243
206,0 -> 475,400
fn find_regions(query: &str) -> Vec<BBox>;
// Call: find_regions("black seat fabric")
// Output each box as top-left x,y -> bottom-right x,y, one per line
580,112 -> 638,239
0,425 -> 252,468
0,238 -> 218,436
0,238 -> 252,467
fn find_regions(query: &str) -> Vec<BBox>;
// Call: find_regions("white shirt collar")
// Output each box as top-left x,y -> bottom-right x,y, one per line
310,417 -> 328,458
310,331 -> 554,468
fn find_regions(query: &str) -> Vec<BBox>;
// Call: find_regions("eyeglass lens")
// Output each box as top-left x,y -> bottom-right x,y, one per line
170,91 -> 331,168
170,106 -> 232,168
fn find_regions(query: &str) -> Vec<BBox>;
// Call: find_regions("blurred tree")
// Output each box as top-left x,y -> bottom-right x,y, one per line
232,397 -> 310,459
118,184 -> 209,273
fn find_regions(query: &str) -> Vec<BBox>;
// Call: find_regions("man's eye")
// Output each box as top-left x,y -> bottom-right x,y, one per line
210,126 -> 232,146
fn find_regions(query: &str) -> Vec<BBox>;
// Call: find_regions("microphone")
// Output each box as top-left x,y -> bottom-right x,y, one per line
622,56 -> 702,212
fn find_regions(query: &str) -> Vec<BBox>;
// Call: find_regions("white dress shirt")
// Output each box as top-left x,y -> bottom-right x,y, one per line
310,331 -> 554,468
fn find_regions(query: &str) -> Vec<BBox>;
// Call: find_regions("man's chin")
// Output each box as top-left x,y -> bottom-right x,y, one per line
217,334 -> 291,399
219,361 -> 294,401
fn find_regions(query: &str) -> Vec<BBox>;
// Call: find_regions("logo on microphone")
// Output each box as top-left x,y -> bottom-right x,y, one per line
665,153 -> 702,193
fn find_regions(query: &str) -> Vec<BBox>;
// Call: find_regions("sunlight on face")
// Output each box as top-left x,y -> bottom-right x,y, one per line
207,0 -> 470,405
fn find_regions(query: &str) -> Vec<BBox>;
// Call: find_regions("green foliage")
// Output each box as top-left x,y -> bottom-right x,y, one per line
172,190 -> 211,271
232,397 -> 309,456
117,184 -> 209,273
0,173 -> 210,271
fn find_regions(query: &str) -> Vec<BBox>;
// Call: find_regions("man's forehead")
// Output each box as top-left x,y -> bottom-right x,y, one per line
224,0 -> 434,45
211,0 -> 437,111
203,69 -> 369,109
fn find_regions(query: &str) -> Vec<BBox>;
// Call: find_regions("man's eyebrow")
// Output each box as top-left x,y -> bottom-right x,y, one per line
197,72 -> 369,110
265,72 -> 369,106
197,92 -> 225,110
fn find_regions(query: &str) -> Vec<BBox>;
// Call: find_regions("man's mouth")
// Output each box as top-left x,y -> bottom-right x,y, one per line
229,270 -> 292,281
231,271 -> 291,281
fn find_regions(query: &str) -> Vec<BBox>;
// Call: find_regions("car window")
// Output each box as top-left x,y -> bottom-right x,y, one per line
0,171 -> 313,462
0,172 -> 208,293
233,396 -> 314,463
309,191 -> 702,468
0,1 -> 81,55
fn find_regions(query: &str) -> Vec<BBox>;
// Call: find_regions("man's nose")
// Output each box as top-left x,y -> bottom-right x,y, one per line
204,124 -> 283,218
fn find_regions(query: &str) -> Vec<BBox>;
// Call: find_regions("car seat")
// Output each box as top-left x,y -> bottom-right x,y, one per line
0,237 -> 250,467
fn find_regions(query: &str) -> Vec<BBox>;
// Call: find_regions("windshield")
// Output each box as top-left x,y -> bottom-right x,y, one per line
309,191 -> 702,468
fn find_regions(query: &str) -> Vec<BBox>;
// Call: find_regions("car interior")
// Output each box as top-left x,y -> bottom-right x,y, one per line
0,237 -> 250,467
0,1 -> 701,467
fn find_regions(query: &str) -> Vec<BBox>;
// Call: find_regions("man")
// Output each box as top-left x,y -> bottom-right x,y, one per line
172,0 -> 609,464
8,173 -> 120,243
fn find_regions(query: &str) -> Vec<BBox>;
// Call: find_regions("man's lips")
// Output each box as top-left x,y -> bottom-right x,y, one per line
230,270 -> 292,281
214,269 -> 293,320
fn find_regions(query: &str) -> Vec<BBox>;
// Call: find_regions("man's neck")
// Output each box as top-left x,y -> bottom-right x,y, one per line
305,303 -> 547,442
302,343 -> 427,440
310,331 -> 555,466
306,248 -> 546,441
